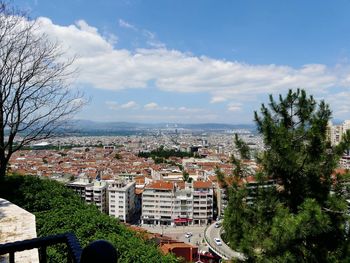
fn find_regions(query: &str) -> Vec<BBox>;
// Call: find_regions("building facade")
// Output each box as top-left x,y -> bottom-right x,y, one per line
66,178 -> 93,201
192,181 -> 213,225
108,180 -> 135,222
328,120 -> 350,146
85,181 -> 108,213
141,180 -> 214,226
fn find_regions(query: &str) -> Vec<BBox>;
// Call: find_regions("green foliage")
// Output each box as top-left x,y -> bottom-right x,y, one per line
254,89 -> 344,211
0,175 -> 177,263
234,133 -> 251,160
224,89 -> 350,262
182,171 -> 192,183
215,167 -> 227,188
138,146 -> 193,160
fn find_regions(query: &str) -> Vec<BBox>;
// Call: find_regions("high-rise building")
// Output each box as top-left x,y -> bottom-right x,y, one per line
142,181 -> 175,225
192,181 -> 213,225
108,180 -> 135,222
173,182 -> 193,225
141,180 -> 213,226
328,120 -> 350,146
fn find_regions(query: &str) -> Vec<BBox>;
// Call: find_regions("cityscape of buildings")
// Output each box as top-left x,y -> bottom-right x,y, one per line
2,2 -> 350,262
9,124 -> 350,227
7,130 -> 261,225
4,124 -> 350,261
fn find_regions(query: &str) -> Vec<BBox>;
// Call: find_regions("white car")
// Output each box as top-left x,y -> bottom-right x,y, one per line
214,238 -> 222,246
214,222 -> 221,228
184,232 -> 193,238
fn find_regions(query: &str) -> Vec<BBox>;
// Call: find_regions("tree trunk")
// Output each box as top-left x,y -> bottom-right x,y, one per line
0,155 -> 7,179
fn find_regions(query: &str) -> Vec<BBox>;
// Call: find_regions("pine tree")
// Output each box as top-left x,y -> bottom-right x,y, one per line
254,89 -> 350,212
224,89 -> 350,262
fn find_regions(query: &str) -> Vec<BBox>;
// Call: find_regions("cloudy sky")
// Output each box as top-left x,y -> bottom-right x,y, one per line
16,0 -> 350,124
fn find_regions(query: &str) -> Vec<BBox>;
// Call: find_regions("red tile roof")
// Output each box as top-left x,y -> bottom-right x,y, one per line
145,180 -> 174,190
193,181 -> 212,189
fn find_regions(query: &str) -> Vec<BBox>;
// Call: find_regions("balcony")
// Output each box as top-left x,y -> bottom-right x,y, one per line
0,232 -> 119,263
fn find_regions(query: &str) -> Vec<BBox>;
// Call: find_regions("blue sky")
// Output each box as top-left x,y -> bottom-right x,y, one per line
16,0 -> 350,123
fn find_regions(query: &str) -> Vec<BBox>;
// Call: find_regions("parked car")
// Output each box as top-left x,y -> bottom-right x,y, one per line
185,232 -> 193,238
214,238 -> 222,246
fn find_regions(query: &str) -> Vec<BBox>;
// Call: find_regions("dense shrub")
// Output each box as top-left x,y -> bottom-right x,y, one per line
0,175 -> 177,263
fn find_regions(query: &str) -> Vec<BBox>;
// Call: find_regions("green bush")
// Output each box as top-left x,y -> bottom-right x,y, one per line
0,175 -> 177,263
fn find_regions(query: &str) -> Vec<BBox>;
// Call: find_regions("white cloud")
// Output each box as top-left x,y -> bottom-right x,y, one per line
211,96 -> 227,103
326,91 -> 350,118
118,19 -> 137,31
227,103 -> 242,112
144,102 -> 159,110
37,17 -> 113,58
120,101 -> 138,109
106,101 -> 119,110
143,30 -> 166,48
106,100 -> 138,110
178,106 -> 203,113
76,20 -> 98,34
37,18 -> 350,118
105,33 -> 118,45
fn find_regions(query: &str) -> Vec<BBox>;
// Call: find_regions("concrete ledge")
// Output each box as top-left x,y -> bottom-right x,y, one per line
0,198 -> 39,263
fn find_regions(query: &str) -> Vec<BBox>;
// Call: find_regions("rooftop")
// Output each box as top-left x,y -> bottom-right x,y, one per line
193,181 -> 212,189
145,181 -> 174,190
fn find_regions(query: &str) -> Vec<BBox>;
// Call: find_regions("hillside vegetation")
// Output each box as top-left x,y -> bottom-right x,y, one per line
0,175 -> 177,263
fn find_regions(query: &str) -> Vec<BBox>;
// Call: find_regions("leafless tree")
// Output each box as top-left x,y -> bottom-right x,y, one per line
0,3 -> 84,178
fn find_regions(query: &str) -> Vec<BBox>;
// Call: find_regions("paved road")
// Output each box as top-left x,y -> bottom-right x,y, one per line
141,224 -> 208,251
205,222 -> 245,261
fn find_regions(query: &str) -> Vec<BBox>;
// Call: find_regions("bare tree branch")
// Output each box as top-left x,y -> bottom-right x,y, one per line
0,2 -> 85,178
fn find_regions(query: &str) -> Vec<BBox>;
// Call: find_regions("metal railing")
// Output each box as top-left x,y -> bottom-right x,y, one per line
0,232 -> 119,263
0,233 -> 82,263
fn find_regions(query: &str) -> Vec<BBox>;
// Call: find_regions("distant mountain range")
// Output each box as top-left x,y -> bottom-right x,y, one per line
61,120 -> 256,136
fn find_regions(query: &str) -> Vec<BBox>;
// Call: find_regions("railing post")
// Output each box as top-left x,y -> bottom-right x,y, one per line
39,245 -> 47,263
9,252 -> 15,263
64,233 -> 83,263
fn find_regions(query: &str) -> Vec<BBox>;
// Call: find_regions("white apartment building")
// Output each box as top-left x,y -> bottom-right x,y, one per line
192,181 -> 213,225
328,120 -> 350,168
173,182 -> 193,225
142,181 -> 175,225
66,178 -> 93,200
85,181 -> 108,213
67,179 -> 108,213
328,120 -> 350,146
141,180 -> 214,226
108,180 -> 135,223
